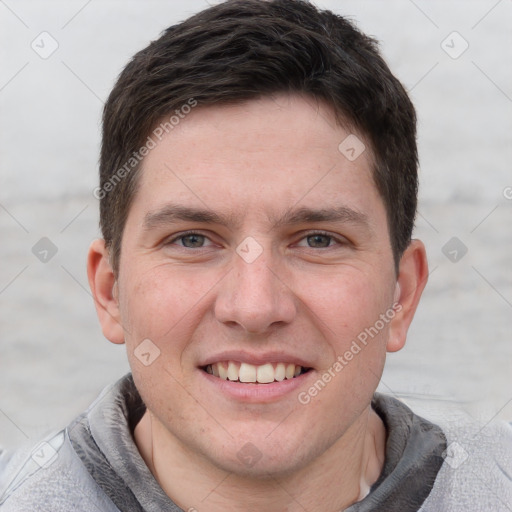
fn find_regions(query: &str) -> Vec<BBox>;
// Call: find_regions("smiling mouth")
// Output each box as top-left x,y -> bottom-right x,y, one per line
201,361 -> 312,384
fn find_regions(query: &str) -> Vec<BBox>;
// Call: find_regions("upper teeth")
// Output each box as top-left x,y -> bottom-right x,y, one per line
205,361 -> 304,383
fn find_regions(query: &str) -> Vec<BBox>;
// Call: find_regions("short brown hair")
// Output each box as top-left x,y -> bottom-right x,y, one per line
99,0 -> 418,275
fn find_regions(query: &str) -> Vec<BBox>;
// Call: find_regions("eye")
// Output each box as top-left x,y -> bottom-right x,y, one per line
167,232 -> 213,248
305,234 -> 333,248
296,232 -> 344,248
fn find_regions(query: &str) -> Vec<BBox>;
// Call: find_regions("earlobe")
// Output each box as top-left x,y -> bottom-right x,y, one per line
386,240 -> 428,353
87,239 -> 125,345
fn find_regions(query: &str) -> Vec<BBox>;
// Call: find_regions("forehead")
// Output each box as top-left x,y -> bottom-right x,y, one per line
130,94 -> 384,227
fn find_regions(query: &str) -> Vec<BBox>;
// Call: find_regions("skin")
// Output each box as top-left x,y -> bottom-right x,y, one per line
88,94 -> 428,511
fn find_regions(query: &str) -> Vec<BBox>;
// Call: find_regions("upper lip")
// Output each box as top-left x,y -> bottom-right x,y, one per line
198,350 -> 314,369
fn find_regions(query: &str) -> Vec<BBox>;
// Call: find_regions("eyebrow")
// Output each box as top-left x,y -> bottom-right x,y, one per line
143,205 -> 239,231
271,206 -> 369,229
143,204 -> 369,232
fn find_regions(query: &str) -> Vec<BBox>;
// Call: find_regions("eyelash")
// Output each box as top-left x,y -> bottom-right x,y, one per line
166,230 -> 215,248
165,230 -> 346,249
296,230 -> 345,248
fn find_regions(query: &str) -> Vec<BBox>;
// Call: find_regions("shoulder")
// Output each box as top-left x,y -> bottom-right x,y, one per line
370,394 -> 512,511
422,417 -> 512,511
0,429 -> 119,512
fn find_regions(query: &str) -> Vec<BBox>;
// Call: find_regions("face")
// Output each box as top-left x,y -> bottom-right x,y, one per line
95,94 -> 412,477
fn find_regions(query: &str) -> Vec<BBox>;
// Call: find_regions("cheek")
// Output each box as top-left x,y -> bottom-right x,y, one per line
119,264 -> 220,343
303,267 -> 393,340
119,265 -> 216,420
298,267 -> 394,400
300,271 -> 391,425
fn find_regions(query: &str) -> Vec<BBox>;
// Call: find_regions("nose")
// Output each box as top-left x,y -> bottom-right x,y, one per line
214,246 -> 297,334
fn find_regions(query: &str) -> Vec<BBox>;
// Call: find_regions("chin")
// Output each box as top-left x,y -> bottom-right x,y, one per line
217,450 -> 306,480
198,428 -> 317,479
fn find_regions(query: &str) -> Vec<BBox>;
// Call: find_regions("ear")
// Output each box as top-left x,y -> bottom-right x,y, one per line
386,239 -> 428,353
87,239 -> 125,345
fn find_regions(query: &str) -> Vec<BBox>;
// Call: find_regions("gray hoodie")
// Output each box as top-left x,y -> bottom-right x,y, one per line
1,374 -> 511,511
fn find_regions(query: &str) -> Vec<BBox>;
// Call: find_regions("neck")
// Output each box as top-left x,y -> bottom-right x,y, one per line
134,408 -> 386,512
134,407 -> 386,512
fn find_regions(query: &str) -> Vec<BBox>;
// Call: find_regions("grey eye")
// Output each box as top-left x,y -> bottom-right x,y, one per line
180,234 -> 206,248
306,234 -> 332,248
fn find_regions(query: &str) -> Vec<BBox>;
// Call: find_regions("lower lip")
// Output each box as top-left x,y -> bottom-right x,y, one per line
199,369 -> 314,403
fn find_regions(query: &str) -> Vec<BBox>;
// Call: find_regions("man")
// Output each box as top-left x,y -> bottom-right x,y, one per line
1,1 -> 510,510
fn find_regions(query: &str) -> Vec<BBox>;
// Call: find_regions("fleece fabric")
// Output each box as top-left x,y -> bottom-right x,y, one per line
1,374 -> 511,511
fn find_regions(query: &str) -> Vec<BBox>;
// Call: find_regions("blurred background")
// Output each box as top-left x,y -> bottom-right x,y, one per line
1,0 -> 511,449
